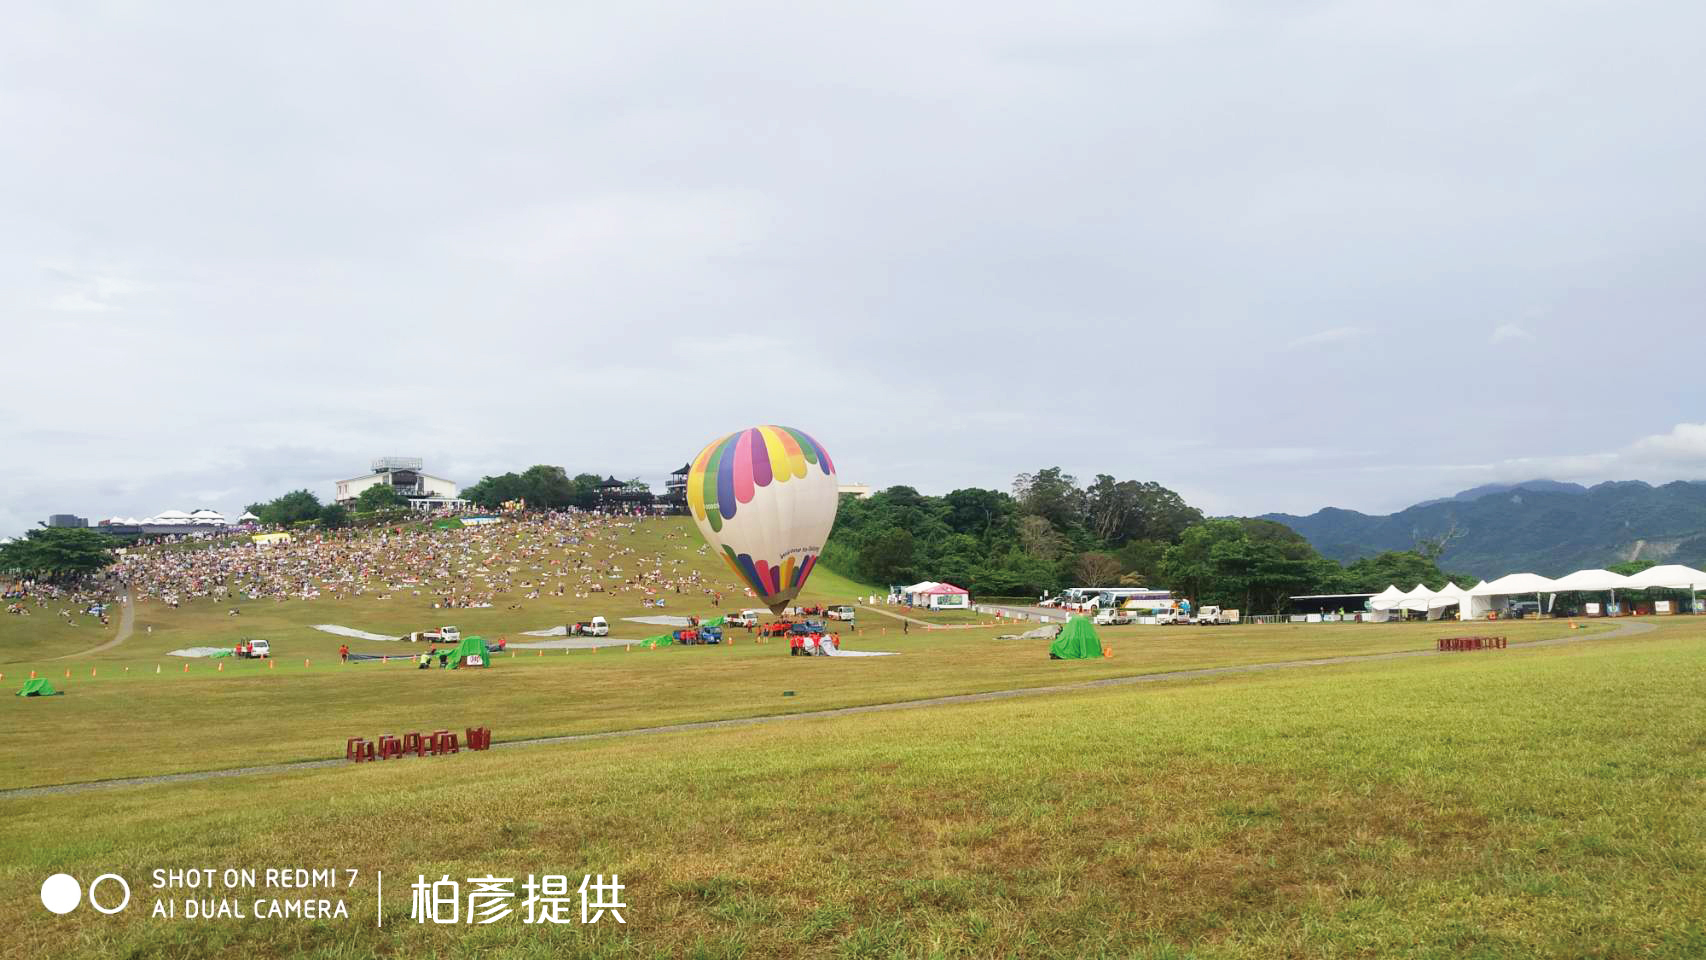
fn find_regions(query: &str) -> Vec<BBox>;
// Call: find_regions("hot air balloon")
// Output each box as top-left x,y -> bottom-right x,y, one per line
687,426 -> 839,614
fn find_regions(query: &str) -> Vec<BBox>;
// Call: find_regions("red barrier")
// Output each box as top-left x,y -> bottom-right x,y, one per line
465,726 -> 492,750
346,738 -> 375,763
377,734 -> 402,760
402,731 -> 426,757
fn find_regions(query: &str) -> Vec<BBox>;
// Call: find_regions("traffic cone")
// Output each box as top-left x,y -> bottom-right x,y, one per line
155,665 -> 160,674
269,660 -> 274,670
30,670 -> 36,679
65,669 -> 71,678
184,662 -> 189,672
217,661 -> 223,672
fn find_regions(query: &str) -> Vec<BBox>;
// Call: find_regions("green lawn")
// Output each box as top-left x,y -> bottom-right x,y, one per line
1,620 -> 1700,958
0,619 -> 1607,790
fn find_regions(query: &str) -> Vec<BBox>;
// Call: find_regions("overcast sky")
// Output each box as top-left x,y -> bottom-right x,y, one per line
4,2 -> 1704,536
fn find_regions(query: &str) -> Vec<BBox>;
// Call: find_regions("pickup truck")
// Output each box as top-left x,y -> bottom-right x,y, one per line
726,611 -> 759,628
569,616 -> 609,637
826,605 -> 856,622
1196,606 -> 1240,626
788,620 -> 828,635
1093,610 -> 1132,626
1152,610 -> 1196,626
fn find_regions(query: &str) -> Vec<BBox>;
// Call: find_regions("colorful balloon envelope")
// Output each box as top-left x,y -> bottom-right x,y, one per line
687,426 -> 839,614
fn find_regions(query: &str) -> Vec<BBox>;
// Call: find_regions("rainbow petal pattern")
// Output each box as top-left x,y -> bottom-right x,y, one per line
687,426 -> 839,613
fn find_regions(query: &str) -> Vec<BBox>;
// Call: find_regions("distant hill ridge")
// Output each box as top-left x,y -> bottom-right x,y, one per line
1263,479 -> 1706,577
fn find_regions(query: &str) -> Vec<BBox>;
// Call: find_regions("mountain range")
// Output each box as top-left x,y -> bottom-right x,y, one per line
1263,480 -> 1706,577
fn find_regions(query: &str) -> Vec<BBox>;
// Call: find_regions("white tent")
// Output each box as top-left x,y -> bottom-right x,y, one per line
1464,573 -> 1557,620
1426,582 -> 1471,620
1368,585 -> 1405,611
1396,583 -> 1437,612
1548,569 -> 1633,593
1622,564 -> 1706,590
1623,564 -> 1706,614
238,511 -> 260,523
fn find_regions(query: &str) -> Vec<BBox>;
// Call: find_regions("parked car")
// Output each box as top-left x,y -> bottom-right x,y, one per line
237,638 -> 271,659
726,611 -> 759,628
439,626 -> 462,645
674,625 -> 723,645
826,605 -> 856,621
789,620 -> 827,635
569,616 -> 609,637
1093,610 -> 1132,626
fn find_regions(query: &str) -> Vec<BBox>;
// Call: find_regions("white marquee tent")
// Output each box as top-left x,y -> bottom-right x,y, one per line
1622,564 -> 1706,590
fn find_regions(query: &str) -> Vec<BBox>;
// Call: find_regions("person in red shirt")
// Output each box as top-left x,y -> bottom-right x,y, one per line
339,643 -> 350,663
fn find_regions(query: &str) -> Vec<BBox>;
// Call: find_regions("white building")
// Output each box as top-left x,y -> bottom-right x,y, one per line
335,457 -> 461,507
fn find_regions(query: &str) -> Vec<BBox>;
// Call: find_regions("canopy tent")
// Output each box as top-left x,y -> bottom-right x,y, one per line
1464,573 -> 1557,620
1367,585 -> 1405,611
1049,615 -> 1104,660
450,634 -> 490,668
16,678 -> 62,697
1396,583 -> 1437,612
1621,564 -> 1706,590
916,582 -> 971,609
1548,569 -> 1633,593
1425,582 -> 1472,620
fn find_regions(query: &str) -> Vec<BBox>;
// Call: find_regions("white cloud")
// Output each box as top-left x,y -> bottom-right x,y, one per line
1490,324 -> 1534,343
1286,327 -> 1365,349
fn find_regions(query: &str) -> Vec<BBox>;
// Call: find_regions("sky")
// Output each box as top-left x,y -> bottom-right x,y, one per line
3,1 -> 1705,536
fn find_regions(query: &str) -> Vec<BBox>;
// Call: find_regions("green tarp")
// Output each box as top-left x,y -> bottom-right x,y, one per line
701,616 -> 727,629
636,632 -> 674,649
451,634 -> 491,668
1049,616 -> 1104,660
16,678 -> 62,697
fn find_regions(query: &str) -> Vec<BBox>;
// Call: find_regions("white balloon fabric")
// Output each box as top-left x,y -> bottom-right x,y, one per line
687,426 -> 840,614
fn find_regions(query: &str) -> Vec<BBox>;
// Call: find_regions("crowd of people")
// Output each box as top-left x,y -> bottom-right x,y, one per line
103,511 -> 744,615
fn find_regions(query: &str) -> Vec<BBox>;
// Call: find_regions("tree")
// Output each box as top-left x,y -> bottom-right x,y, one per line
1075,551 -> 1123,587
857,527 -> 917,584
0,527 -> 115,580
1017,515 -> 1070,564
519,465 -> 576,509
354,484 -> 406,513
570,473 -> 603,510
1013,467 -> 1085,535
247,490 -> 323,527
319,503 -> 350,529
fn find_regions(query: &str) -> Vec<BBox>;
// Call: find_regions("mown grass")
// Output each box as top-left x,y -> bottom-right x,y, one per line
0,623 -> 1700,958
0,518 -> 880,666
0,618 -> 1611,789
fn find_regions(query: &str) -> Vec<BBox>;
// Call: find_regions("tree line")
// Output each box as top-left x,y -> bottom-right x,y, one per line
0,527 -> 118,580
821,467 -> 1471,613
245,484 -> 411,530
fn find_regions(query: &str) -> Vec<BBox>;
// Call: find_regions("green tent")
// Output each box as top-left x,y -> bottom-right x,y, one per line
450,634 -> 491,668
636,632 -> 674,649
16,678 -> 62,697
1049,616 -> 1104,660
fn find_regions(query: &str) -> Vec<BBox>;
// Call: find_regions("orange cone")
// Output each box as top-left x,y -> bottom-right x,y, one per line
217,661 -> 223,672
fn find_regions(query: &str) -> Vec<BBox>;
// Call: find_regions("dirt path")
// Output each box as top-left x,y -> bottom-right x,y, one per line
54,586 -> 135,661
1,620 -> 1657,799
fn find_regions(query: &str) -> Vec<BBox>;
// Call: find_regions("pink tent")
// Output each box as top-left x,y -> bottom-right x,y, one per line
917,583 -> 969,595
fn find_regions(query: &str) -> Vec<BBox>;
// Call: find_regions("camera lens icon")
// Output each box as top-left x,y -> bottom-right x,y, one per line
40,874 -> 80,914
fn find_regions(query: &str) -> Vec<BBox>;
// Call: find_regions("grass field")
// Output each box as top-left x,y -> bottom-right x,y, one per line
0,618 -> 1607,790
1,618 -> 1701,958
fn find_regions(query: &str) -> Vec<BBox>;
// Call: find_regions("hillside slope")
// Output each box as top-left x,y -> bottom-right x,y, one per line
1264,480 -> 1706,577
